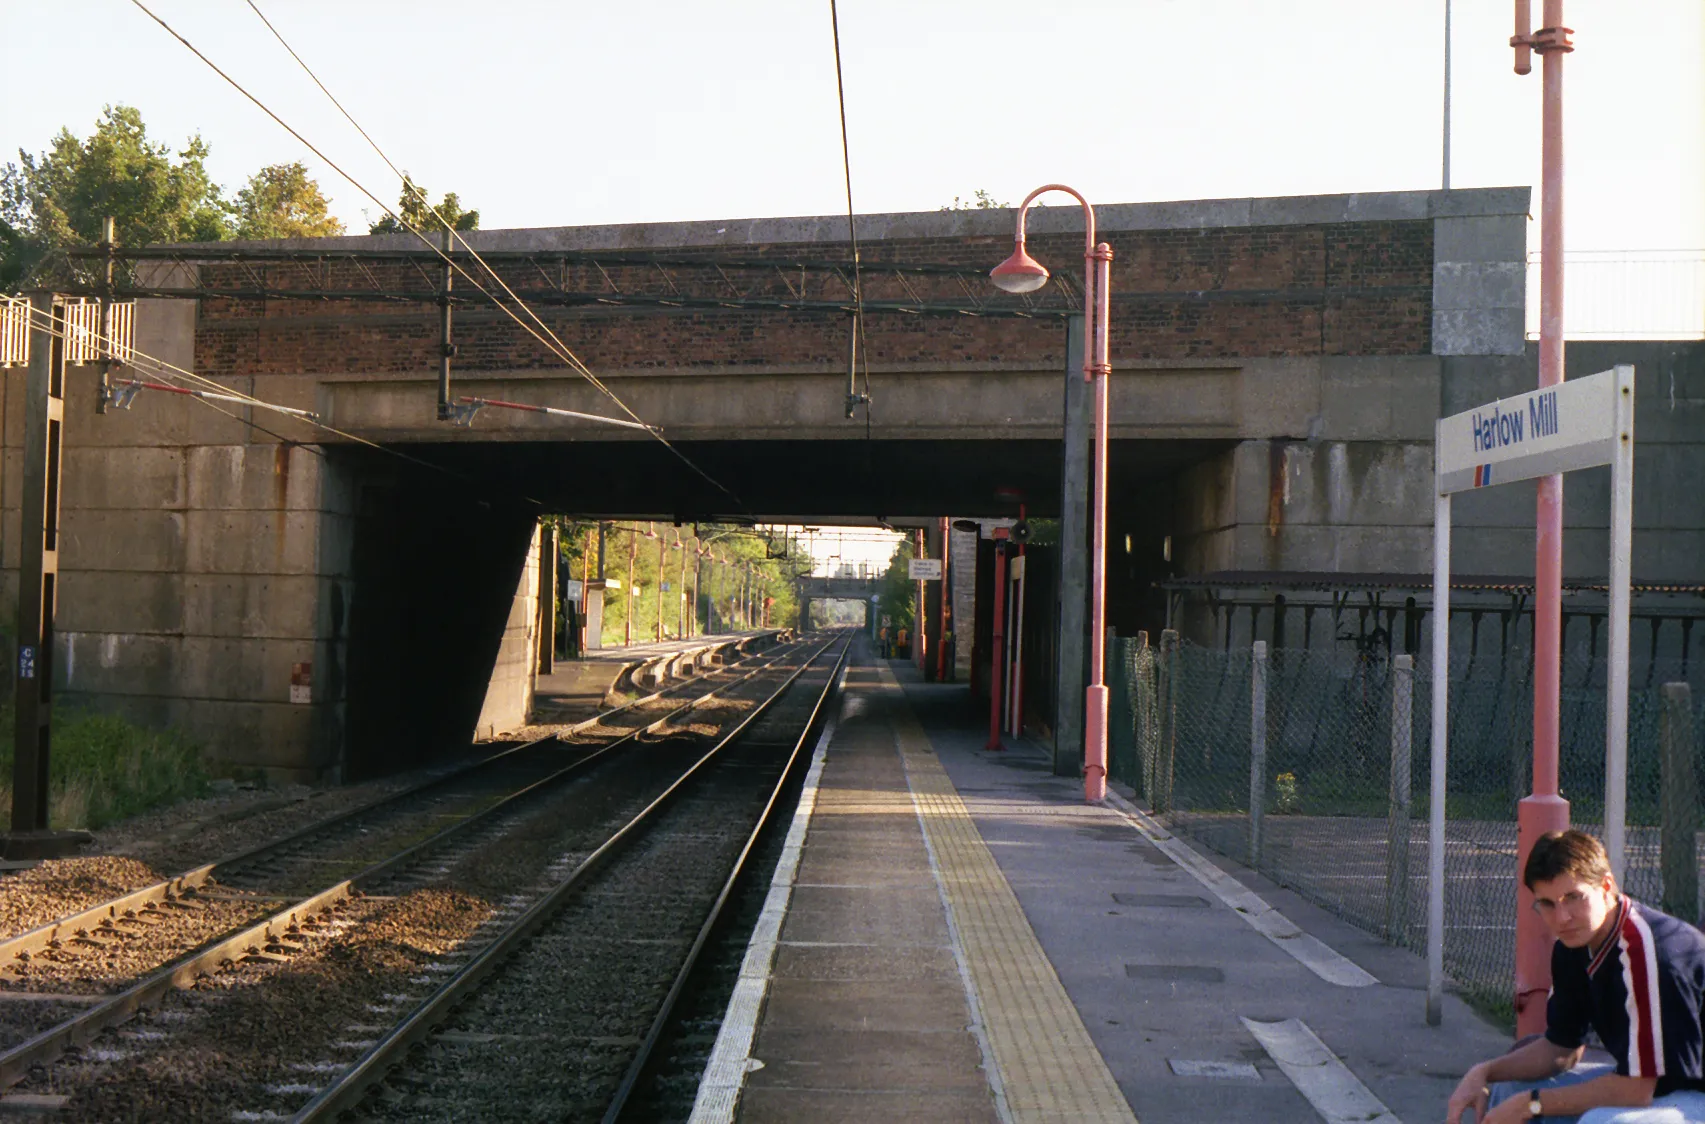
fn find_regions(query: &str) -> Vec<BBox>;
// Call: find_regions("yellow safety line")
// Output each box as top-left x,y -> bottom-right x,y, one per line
880,667 -> 1138,1124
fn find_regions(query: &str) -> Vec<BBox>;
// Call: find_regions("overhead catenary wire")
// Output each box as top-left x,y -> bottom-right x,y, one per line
15,303 -> 503,487
231,0 -> 746,511
127,0 -> 742,515
828,0 -> 872,439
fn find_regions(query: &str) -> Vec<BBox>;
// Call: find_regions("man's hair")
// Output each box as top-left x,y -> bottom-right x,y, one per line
1523,830 -> 1612,890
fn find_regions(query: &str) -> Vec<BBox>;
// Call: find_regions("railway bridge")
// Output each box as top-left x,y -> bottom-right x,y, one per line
9,184 -> 1702,783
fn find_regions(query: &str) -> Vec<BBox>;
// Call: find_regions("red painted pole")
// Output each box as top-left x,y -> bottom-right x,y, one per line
987,537 -> 1007,750
1511,0 -> 1573,1038
915,529 -> 927,675
936,516 -> 950,682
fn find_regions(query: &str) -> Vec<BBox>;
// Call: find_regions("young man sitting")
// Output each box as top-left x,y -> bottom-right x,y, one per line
1446,829 -> 1705,1123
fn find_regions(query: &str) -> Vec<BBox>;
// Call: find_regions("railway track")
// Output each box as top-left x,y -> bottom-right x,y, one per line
295,632 -> 849,1122
0,633 -> 812,1102
0,631 -> 846,1120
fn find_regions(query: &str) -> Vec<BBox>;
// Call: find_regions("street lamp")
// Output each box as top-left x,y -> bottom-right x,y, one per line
990,184 -> 1112,803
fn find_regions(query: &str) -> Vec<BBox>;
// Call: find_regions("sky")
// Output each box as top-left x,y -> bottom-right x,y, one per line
2,1 -> 1701,254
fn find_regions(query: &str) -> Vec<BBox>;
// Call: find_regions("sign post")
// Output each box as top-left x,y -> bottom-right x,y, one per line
1426,365 -> 1635,1027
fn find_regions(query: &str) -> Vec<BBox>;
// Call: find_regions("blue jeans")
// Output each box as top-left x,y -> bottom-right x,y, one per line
1490,1063 -> 1705,1123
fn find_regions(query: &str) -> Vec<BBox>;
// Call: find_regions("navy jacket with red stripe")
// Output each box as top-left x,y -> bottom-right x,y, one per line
1545,897 -> 1705,1097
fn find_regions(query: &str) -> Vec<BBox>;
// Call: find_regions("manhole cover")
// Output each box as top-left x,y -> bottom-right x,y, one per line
1112,893 -> 1210,908
1124,964 -> 1224,982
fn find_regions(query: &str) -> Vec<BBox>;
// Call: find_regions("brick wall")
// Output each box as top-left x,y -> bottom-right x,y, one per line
192,221 -> 1432,378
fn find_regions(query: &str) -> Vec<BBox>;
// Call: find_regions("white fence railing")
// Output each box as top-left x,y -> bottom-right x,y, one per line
0,296 -> 135,367
1526,251 -> 1705,340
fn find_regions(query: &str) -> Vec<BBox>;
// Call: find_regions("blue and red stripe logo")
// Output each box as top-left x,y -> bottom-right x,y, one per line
1473,464 -> 1493,487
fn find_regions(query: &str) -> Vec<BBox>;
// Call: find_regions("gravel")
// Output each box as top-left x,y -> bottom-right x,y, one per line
0,637 -> 836,1121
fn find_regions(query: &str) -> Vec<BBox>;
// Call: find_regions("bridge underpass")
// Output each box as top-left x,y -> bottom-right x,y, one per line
26,185 -> 1627,785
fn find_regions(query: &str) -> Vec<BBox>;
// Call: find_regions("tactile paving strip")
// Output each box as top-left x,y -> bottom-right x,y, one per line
882,667 -> 1138,1124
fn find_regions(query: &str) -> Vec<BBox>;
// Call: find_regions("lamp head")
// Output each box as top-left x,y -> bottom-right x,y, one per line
990,243 -> 1050,294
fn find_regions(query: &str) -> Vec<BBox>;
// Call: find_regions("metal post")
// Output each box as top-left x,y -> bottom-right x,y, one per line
1157,629 -> 1179,814
97,217 -> 116,414
1427,491 -> 1452,1027
625,529 -> 636,647
437,228 -> 454,421
1010,554 -> 1028,735
1056,317 -> 1090,777
678,535 -> 687,640
1084,241 -> 1113,802
915,528 -> 926,674
1659,684 -> 1699,924
1512,0 -> 1575,1038
652,525 -> 663,642
1442,0 -> 1453,190
537,523 -> 556,676
4,294 -> 87,857
936,516 -> 951,682
987,538 -> 1007,751
1387,653 -> 1415,944
1604,367 -> 1635,882
1249,640 -> 1268,868
581,527 -> 594,653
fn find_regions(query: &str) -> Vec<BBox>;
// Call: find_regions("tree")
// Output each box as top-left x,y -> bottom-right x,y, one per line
234,162 -> 345,240
941,189 -> 1009,212
1,105 -> 233,287
877,539 -> 917,634
368,175 -> 479,235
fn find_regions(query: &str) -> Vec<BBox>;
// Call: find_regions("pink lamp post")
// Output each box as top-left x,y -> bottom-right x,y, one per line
1510,0 -> 1574,1038
990,185 -> 1113,803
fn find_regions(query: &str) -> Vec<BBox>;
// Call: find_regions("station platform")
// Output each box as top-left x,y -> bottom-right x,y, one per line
692,648 -> 1511,1124
530,630 -> 786,724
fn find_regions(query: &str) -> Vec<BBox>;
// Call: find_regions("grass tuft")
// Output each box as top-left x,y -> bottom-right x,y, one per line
0,707 -> 208,831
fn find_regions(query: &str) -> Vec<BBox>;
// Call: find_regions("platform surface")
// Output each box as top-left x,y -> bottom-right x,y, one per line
704,647 -> 1512,1124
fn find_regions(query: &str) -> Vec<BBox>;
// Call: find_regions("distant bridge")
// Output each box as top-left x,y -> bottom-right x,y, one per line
796,574 -> 882,631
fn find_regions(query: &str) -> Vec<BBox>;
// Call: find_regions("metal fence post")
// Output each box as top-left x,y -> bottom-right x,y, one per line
1157,629 -> 1179,814
1660,683 -> 1699,925
1249,640 -> 1267,867
1386,654 -> 1415,943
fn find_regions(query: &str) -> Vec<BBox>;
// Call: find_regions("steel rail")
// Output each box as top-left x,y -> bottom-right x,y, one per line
0,635 -> 815,1088
601,634 -> 852,1123
289,632 -> 849,1123
0,632 -> 786,972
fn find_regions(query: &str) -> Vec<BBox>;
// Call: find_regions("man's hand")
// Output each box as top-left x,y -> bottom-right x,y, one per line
1478,1092 -> 1535,1124
1445,1065 -> 1490,1124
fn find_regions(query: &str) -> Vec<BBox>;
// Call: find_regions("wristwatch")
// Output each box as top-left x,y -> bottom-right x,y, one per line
1529,1089 -> 1544,1117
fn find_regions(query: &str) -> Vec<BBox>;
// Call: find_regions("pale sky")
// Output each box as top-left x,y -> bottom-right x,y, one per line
3,1 -> 1701,255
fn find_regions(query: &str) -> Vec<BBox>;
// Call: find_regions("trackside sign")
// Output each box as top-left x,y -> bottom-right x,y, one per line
1435,368 -> 1621,494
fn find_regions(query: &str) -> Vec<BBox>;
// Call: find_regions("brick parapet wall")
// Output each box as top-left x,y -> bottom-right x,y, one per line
192,220 -> 1432,378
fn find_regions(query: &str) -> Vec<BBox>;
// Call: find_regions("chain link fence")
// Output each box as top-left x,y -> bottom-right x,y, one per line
1110,632 -> 1705,1017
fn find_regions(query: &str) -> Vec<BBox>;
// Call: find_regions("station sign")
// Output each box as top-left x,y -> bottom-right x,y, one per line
908,558 -> 942,580
1435,367 -> 1622,495
564,579 -> 584,603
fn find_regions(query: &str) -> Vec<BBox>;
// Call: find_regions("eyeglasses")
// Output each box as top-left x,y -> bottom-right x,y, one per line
1531,889 -> 1593,917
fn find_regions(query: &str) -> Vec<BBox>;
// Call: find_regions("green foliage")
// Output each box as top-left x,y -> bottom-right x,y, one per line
561,523 -> 810,647
877,539 -> 917,633
235,161 -> 345,240
941,188 -> 1009,211
1,105 -> 359,289
369,175 -> 479,235
5,105 -> 233,257
0,706 -> 208,831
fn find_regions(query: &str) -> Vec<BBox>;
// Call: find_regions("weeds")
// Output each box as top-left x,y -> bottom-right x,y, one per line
0,707 -> 208,831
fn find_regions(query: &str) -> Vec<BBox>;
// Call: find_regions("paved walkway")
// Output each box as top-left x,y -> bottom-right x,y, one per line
695,648 -> 1511,1124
